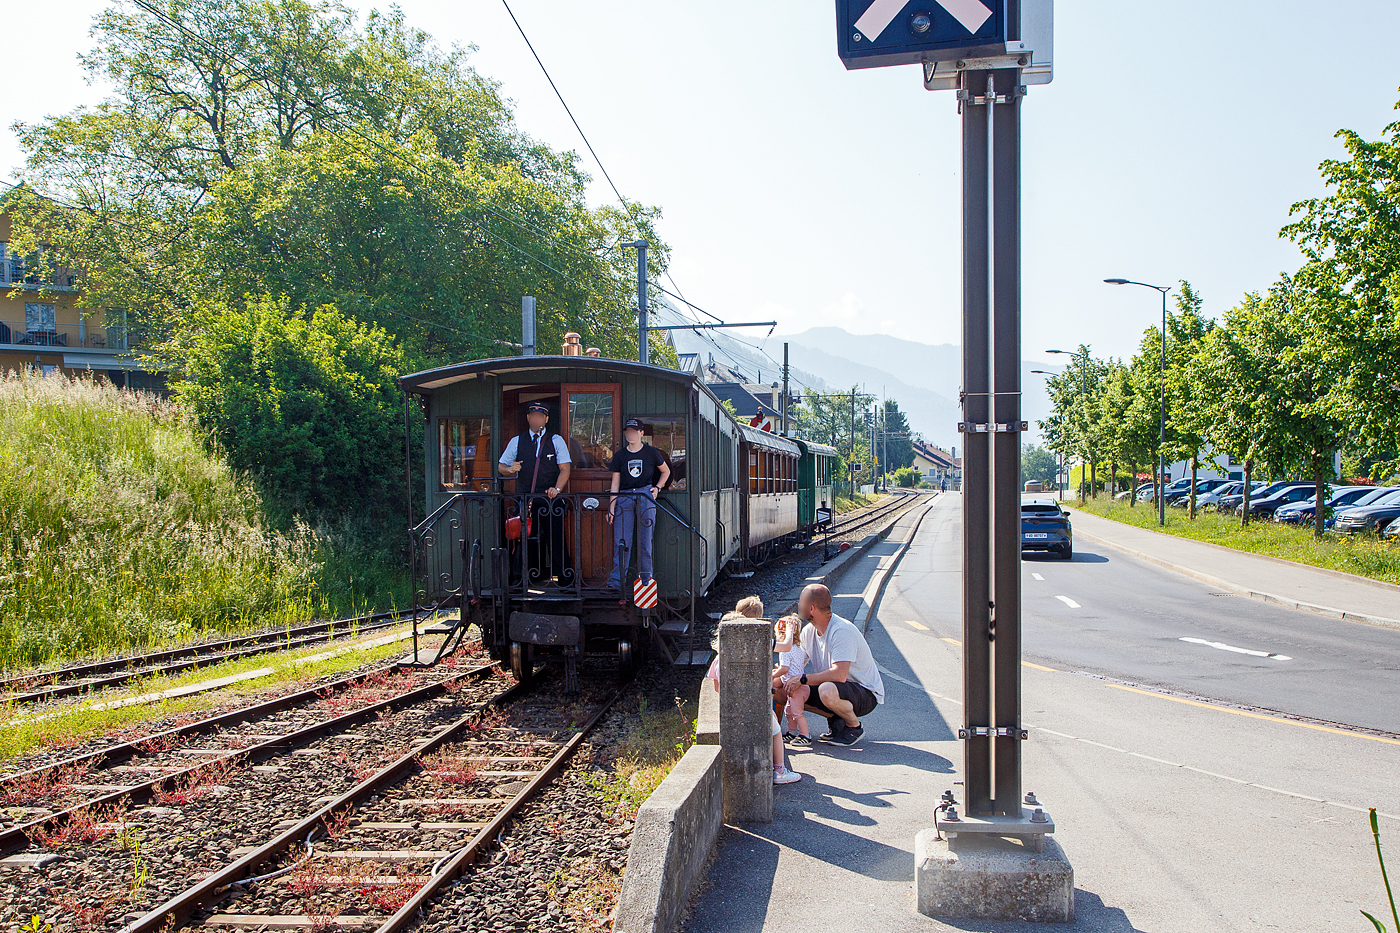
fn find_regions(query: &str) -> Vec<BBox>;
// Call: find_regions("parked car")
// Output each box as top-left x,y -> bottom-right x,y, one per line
1275,486 -> 1387,526
1115,482 -> 1153,501
1237,483 -> 1317,518
1333,488 -> 1400,535
1198,480 -> 1257,511
1166,478 -> 1231,507
1140,477 -> 1192,503
1216,481 -> 1296,514
1382,518 -> 1400,541
1022,499 -> 1072,559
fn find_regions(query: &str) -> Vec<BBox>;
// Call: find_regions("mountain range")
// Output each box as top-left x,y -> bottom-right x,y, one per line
667,314 -> 1052,450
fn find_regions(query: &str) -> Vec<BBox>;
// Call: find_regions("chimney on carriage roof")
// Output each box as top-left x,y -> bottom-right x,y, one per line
585,347 -> 601,357
563,333 -> 583,356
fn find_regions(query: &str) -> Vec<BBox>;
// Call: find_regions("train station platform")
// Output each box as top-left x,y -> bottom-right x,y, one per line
1066,508 -> 1400,629
683,497 -> 949,933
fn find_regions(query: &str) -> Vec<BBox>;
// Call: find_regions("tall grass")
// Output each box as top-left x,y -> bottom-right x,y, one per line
0,372 -> 406,671
1070,496 -> 1400,586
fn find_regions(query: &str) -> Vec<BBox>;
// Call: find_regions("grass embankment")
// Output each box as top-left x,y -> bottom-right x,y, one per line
0,624 -> 437,763
1069,496 -> 1400,587
834,490 -> 883,513
0,373 -> 407,672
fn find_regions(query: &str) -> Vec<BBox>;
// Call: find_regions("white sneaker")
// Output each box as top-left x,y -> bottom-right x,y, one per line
773,766 -> 801,785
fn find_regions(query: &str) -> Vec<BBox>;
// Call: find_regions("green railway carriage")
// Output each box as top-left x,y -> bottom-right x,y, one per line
398,352 -> 862,691
795,438 -> 838,531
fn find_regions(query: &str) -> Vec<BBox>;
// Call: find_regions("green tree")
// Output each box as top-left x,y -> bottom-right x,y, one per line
1194,274 -> 1351,538
8,0 -> 662,364
1282,103 -> 1400,472
1021,444 -> 1058,487
168,295 -> 408,525
878,399 -> 915,473
794,387 -> 876,482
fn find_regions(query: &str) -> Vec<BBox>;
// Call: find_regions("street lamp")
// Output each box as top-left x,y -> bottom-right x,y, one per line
1030,370 -> 1066,497
1104,278 -> 1171,527
1046,348 -> 1093,504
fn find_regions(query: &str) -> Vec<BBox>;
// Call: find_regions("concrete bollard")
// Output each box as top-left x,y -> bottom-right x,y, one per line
717,620 -> 773,824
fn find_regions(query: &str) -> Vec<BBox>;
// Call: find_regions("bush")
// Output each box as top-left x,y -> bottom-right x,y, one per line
0,373 -> 404,669
892,467 -> 915,488
169,296 -> 409,527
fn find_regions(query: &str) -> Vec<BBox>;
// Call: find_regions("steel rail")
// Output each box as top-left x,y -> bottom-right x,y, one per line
1,662 -> 498,857
2,616 -> 415,706
0,654 -> 430,793
121,677 -> 534,933
827,490 -> 926,536
373,688 -> 622,933
0,609 -> 421,696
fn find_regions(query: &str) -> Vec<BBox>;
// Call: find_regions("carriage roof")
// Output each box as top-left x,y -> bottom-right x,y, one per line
398,355 -> 698,394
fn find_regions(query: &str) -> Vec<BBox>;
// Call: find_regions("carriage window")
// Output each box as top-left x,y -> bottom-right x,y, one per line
439,418 -> 492,491
646,416 -> 687,491
564,387 -> 618,469
749,449 -> 758,494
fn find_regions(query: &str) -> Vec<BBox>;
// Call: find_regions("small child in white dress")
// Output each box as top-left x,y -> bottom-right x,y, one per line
772,614 -> 811,746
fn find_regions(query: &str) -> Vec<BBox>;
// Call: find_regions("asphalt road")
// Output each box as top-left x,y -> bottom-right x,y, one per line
688,494 -> 1400,932
897,503 -> 1400,734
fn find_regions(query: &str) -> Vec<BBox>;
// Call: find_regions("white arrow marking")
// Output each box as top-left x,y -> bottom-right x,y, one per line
936,0 -> 994,34
855,0 -> 994,41
1179,636 -> 1292,661
1055,595 -> 1081,609
854,0 -> 907,41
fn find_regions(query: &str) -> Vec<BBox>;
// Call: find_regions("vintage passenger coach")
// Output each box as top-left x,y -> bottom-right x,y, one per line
401,345 -> 839,691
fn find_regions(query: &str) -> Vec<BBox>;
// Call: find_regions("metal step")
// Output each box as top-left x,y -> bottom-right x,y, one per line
422,620 -> 460,635
672,650 -> 714,667
658,620 -> 691,635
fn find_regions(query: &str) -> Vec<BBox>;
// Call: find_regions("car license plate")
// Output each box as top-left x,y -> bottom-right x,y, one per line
1024,533 -> 1048,539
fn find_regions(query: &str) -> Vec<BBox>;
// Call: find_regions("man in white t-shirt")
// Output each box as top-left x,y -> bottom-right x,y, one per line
795,583 -> 885,747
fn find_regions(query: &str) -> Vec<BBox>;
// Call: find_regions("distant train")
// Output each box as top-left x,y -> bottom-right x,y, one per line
400,346 -> 839,689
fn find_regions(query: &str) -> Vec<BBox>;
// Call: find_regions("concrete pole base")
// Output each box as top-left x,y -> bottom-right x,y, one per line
914,829 -> 1074,923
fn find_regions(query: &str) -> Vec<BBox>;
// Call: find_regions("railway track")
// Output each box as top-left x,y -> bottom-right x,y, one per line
0,610 -> 424,707
0,645 -> 616,933
824,489 -> 928,538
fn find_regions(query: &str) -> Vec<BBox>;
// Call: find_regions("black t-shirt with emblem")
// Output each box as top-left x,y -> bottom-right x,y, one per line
608,443 -> 666,491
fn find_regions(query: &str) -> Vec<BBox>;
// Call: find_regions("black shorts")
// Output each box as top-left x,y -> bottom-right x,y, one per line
805,680 -> 878,719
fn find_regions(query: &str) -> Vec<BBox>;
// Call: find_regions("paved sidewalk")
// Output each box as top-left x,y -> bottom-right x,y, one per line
1067,509 -> 1400,628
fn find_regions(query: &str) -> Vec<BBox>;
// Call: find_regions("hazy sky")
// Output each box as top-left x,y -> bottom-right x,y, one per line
5,0 -> 1400,373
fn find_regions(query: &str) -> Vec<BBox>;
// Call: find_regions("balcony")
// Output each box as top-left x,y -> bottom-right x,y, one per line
0,319 -> 128,354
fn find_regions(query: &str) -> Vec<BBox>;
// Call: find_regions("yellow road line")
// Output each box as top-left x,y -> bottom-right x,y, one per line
905,620 -> 930,631
1022,661 -> 1058,672
1107,683 -> 1400,747
940,637 -> 962,646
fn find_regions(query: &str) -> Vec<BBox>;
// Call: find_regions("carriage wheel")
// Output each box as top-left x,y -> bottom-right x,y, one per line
617,638 -> 637,683
510,640 -> 534,684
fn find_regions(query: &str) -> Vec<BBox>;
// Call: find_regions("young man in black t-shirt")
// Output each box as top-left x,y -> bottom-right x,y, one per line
605,417 -> 671,590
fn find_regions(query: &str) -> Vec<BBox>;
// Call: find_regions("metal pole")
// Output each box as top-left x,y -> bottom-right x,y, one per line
850,388 -> 857,491
782,343 -> 790,435
636,241 -> 649,365
1159,288 -> 1167,527
521,296 -> 536,357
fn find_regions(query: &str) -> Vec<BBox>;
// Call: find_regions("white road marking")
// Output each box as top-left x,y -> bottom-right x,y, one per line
1038,730 -> 1399,821
1179,636 -> 1292,661
1031,573 -> 1045,581
1055,595 -> 1081,609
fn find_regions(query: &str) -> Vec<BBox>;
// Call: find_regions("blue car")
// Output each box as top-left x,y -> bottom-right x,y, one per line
1022,499 -> 1072,559
1334,488 -> 1400,535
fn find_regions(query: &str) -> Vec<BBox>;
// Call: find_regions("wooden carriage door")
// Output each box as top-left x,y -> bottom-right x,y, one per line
561,383 -> 622,582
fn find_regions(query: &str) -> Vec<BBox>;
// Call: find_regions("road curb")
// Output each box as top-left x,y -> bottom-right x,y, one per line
1072,528 -> 1400,632
779,493 -> 937,616
858,496 -> 941,634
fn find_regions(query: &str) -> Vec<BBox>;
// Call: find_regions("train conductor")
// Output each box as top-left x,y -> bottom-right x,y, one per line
605,417 -> 671,591
498,401 -> 574,585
